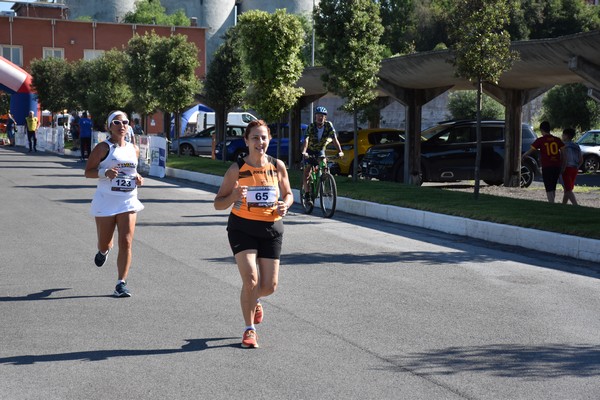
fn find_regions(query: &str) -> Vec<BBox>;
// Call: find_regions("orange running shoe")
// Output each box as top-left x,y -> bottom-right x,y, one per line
254,302 -> 263,325
242,329 -> 259,348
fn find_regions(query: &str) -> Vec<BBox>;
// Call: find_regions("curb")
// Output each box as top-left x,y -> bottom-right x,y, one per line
166,167 -> 600,262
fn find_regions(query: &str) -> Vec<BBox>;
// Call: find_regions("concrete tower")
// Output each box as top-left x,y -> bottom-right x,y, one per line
161,0 -> 237,65
239,0 -> 316,15
66,0 -> 136,23
65,0 -> 317,64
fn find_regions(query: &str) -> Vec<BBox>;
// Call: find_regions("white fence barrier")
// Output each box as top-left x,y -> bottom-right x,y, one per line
17,129 -> 167,178
13,126 -> 66,153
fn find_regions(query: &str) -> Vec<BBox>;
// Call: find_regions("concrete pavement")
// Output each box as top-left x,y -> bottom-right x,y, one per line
35,147 -> 600,262
1,147 -> 599,400
167,167 -> 600,263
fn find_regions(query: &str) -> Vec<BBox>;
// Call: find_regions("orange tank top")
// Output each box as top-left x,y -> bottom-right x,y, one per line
231,156 -> 281,222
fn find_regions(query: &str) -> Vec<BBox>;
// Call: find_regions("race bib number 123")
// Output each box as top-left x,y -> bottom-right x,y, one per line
111,174 -> 137,192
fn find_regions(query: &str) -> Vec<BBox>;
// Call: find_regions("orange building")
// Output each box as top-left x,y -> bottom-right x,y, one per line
0,2 -> 207,134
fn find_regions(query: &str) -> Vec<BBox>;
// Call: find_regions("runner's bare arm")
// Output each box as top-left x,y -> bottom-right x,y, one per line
214,164 -> 245,210
277,159 -> 293,208
84,142 -> 110,178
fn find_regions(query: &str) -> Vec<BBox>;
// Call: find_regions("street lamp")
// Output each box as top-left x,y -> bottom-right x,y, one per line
310,0 -> 315,124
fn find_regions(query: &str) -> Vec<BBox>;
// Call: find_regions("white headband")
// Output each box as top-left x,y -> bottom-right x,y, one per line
107,111 -> 127,127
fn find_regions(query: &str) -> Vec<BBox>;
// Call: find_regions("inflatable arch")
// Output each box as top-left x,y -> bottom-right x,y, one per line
0,56 -> 38,124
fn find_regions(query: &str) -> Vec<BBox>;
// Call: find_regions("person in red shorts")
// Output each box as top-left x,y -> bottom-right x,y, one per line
560,128 -> 582,205
522,121 -> 564,203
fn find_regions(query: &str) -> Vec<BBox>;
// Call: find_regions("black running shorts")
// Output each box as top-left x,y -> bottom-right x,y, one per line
227,213 -> 284,259
227,229 -> 283,259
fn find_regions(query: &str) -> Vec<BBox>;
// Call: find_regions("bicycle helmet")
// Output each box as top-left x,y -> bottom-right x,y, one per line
315,106 -> 328,115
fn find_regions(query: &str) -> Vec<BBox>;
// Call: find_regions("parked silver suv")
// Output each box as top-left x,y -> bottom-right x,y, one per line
576,129 -> 600,173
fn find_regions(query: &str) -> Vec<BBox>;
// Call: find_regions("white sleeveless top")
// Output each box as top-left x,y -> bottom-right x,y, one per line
90,140 -> 144,216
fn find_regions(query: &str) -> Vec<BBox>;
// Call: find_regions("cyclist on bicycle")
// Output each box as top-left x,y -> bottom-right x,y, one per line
301,106 -> 344,201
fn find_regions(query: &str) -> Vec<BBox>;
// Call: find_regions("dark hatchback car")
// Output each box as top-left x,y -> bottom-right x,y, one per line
214,123 -> 307,162
362,120 -> 539,187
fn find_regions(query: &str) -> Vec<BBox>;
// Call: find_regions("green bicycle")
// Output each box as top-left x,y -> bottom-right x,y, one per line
299,156 -> 337,218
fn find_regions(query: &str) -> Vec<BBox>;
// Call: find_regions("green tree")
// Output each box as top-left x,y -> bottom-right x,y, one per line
237,9 -> 305,159
203,28 -> 246,161
413,0 -> 453,51
61,61 -> 80,113
85,50 -> 132,129
449,0 -> 518,195
378,0 -> 417,56
314,0 -> 384,180
0,92 -> 10,114
541,83 -> 600,132
149,34 -> 201,142
123,0 -> 190,26
70,59 -> 95,113
505,1 -> 528,40
513,0 -> 600,40
447,91 -> 505,120
30,57 -> 71,115
125,32 -> 162,133
296,13 -> 321,67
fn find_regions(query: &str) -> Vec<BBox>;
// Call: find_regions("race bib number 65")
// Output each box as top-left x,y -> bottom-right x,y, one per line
111,174 -> 137,192
247,186 -> 277,207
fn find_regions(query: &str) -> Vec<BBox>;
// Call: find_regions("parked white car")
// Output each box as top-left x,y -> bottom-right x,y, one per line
576,129 -> 600,173
190,111 -> 257,132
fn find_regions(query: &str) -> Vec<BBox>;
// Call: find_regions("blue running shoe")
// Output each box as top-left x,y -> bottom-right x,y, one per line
94,248 -> 110,267
113,281 -> 131,298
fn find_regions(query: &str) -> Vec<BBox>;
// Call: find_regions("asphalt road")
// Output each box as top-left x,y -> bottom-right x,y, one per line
1,147 -> 599,400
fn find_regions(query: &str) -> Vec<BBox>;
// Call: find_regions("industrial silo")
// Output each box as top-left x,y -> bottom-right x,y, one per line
66,0 -> 136,22
239,0 -> 316,16
160,0 -> 237,65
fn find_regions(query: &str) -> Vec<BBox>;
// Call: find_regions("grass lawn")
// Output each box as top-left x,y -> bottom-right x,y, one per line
167,155 -> 600,240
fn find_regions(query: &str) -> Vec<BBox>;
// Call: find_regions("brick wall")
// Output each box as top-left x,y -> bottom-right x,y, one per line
0,15 -> 206,134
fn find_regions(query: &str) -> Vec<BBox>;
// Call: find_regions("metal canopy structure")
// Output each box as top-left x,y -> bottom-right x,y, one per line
380,30 -> 600,91
299,29 -> 600,97
293,30 -> 600,185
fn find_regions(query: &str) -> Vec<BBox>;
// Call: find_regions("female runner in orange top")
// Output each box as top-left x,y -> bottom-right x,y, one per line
214,119 -> 293,348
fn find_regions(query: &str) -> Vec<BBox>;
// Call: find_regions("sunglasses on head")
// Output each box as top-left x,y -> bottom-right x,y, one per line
112,119 -> 129,126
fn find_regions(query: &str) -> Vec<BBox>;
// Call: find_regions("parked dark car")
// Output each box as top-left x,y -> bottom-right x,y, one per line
361,120 -> 539,187
214,123 -> 307,162
325,128 -> 405,176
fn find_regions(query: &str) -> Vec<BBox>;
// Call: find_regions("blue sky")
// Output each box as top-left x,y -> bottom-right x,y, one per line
0,2 -> 15,12
0,1 -> 35,12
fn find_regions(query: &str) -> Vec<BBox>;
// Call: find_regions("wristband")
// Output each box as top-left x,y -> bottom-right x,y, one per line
101,168 -> 108,178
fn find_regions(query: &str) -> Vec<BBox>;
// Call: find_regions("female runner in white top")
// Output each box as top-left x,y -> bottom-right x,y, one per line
84,111 -> 144,297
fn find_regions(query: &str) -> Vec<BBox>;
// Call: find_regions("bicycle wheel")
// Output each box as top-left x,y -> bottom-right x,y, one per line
299,182 -> 314,214
319,172 -> 337,218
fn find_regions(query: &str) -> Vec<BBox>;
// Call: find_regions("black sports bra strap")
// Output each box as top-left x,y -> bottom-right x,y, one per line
267,155 -> 278,167
237,156 -> 278,169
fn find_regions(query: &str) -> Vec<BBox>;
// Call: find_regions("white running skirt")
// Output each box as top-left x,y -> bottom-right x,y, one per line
90,191 -> 144,217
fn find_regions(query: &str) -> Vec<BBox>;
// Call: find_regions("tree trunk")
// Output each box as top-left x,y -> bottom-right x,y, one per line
276,115 -> 283,160
353,111 -> 358,182
174,111 -> 181,156
474,78 -> 482,199
163,112 -> 172,154
215,106 -> 227,161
